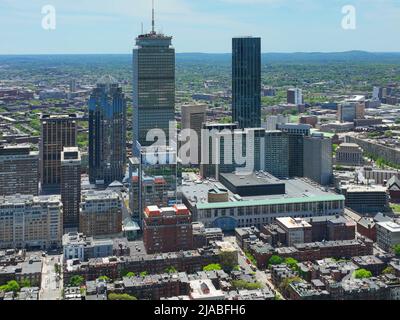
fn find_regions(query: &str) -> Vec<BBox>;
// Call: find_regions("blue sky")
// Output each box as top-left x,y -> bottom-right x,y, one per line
0,0 -> 399,54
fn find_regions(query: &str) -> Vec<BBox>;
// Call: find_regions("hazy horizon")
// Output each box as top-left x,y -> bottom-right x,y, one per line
1,50 -> 400,56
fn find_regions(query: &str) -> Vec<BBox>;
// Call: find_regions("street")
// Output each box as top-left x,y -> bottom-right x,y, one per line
39,254 -> 63,300
224,236 -> 284,300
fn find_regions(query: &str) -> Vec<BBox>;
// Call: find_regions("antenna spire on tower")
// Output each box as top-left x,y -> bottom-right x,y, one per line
152,0 -> 155,33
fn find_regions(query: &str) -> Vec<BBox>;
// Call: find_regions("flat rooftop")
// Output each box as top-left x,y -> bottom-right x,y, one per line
277,217 -> 312,229
182,172 -> 344,210
338,143 -> 361,148
220,172 -> 282,188
377,221 -> 400,232
342,184 -> 387,193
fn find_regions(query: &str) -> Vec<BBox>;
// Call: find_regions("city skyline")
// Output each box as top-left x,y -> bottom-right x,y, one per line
2,0 -> 400,304
0,0 -> 400,55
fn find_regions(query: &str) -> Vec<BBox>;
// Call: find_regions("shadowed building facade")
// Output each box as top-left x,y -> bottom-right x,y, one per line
61,147 -> 81,232
40,114 -> 77,194
0,144 -> 39,196
232,37 -> 261,129
303,133 -> 333,186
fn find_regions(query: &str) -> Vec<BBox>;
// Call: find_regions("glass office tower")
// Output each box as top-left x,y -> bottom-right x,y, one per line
232,37 -> 261,129
88,76 -> 127,186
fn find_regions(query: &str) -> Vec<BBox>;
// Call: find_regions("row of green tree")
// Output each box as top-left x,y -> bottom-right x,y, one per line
0,279 -> 31,294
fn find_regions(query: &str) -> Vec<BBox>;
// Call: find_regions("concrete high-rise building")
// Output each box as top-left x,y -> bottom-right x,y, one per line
143,204 -> 193,254
338,104 -> 356,122
0,194 -> 63,250
79,190 -> 122,237
132,8 -> 175,154
264,131 -> 289,178
212,128 -> 289,179
303,133 -> 333,186
200,122 -> 239,179
88,76 -> 127,186
372,86 -> 380,100
40,114 -> 77,194
181,103 -> 207,164
264,115 -> 289,131
214,128 -> 265,178
338,96 -> 365,122
340,184 -> 388,214
69,79 -> 77,93
232,37 -> 261,129
376,221 -> 400,252
61,147 -> 81,232
287,88 -> 303,105
278,124 -> 311,177
0,144 -> 39,196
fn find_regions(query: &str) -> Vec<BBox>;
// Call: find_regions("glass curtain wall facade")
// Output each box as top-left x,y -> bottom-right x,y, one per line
232,37 -> 261,129
88,76 -> 127,186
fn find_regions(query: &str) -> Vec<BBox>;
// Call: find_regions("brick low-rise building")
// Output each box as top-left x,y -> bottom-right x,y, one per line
63,242 -> 236,284
249,238 -> 373,269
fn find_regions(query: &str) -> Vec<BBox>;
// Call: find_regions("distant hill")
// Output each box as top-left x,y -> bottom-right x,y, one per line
177,51 -> 400,63
1,51 -> 400,66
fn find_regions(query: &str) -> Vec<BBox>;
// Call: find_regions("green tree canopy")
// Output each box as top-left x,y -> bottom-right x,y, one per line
108,293 -> 137,301
19,279 -> 31,288
126,272 -> 135,278
354,269 -> 372,279
279,276 -> 303,292
284,257 -> 299,270
231,280 -> 263,291
139,271 -> 149,277
382,267 -> 395,275
220,251 -> 239,272
0,280 -> 20,293
97,276 -> 111,282
245,251 -> 257,266
232,265 -> 241,271
203,264 -> 222,272
394,244 -> 400,257
165,267 -> 178,274
268,255 -> 284,266
69,275 -> 85,287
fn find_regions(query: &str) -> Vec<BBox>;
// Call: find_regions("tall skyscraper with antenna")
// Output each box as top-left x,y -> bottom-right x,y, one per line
132,1 -> 175,155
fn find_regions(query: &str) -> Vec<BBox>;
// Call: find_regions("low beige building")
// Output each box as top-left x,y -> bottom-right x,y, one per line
336,143 -> 363,166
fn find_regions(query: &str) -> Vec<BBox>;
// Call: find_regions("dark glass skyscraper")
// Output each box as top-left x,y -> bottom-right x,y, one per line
88,76 -> 127,186
40,114 -> 77,194
61,147 -> 81,232
132,21 -> 175,155
232,37 -> 261,129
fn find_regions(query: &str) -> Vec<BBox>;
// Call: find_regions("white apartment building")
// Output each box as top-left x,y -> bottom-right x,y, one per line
0,194 -> 63,250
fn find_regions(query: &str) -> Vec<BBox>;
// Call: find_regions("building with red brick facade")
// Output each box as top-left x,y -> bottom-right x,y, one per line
143,204 -> 193,254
